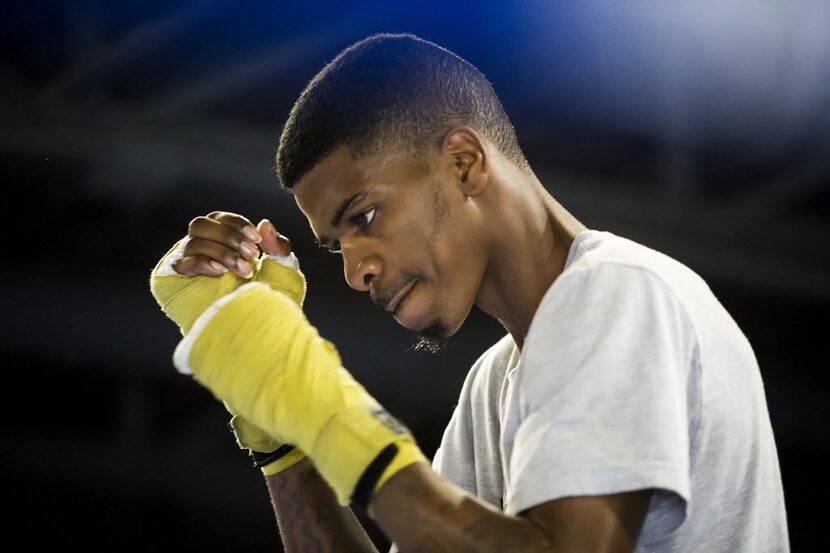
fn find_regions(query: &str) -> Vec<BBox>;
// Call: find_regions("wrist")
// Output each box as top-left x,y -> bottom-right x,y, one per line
309,405 -> 428,508
173,282 -> 427,506
260,446 -> 308,476
229,411 -> 308,476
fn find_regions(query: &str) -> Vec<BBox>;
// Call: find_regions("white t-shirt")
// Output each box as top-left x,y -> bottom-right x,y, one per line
432,229 -> 789,552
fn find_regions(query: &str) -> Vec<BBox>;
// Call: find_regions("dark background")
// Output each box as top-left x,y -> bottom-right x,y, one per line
2,1 -> 827,551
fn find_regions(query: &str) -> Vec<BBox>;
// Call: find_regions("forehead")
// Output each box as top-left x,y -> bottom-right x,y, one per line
292,144 -> 427,233
293,145 -> 367,219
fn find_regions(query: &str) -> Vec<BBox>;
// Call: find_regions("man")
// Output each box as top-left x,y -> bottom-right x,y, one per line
150,33 -> 788,552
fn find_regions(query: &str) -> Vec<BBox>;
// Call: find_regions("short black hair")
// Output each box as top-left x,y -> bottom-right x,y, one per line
276,33 -> 529,189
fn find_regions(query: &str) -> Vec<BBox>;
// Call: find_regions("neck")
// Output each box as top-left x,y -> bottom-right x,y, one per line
474,173 -> 587,349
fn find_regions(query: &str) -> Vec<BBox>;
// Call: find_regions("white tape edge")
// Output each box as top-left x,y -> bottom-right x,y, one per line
264,251 -> 300,270
155,239 -> 187,276
172,281 -> 269,376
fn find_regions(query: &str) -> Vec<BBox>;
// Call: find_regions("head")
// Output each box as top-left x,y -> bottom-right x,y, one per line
276,33 -> 530,350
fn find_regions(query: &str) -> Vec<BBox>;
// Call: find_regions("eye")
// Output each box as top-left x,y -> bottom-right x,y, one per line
353,207 -> 376,228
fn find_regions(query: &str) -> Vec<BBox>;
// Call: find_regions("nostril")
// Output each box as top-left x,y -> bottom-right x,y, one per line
363,273 -> 374,286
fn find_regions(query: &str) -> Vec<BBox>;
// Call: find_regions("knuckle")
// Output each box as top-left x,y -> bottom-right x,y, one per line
181,236 -> 200,256
230,214 -> 254,229
187,216 -> 207,233
172,258 -> 191,275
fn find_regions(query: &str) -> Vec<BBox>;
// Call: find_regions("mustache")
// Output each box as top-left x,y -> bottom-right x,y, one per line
371,272 -> 421,311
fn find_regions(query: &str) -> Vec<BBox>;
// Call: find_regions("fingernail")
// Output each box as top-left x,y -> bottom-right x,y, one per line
240,242 -> 257,259
243,226 -> 261,243
237,259 -> 253,278
209,260 -> 227,273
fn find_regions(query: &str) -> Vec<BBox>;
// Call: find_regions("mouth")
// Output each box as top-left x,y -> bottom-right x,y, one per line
385,277 -> 418,313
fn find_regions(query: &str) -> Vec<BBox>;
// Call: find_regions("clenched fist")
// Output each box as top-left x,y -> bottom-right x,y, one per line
174,211 -> 292,278
149,210 -> 308,475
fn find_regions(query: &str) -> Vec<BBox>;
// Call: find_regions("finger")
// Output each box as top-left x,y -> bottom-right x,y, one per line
256,219 -> 292,257
188,216 -> 260,260
182,237 -> 254,277
173,255 -> 230,277
206,211 -> 262,243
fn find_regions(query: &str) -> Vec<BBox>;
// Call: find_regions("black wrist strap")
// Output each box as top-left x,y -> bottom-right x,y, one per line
351,443 -> 399,511
251,444 -> 296,468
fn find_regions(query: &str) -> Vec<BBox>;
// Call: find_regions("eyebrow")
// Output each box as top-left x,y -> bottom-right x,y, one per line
316,191 -> 365,249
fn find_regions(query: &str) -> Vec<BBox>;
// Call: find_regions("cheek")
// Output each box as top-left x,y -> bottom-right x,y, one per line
391,191 -> 484,304
428,211 -> 485,283
429,236 -> 486,312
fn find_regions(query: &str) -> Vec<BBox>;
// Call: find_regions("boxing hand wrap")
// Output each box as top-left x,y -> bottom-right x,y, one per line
173,282 -> 428,508
149,238 -> 307,474
228,412 -> 306,475
149,238 -> 307,334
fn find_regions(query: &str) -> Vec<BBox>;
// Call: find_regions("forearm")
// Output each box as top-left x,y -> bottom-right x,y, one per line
265,457 -> 380,553
371,463 -> 554,553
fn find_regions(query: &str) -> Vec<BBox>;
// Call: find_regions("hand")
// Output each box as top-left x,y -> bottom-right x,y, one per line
150,212 -> 306,334
173,282 -> 428,507
174,211 -> 291,279
149,211 -> 308,475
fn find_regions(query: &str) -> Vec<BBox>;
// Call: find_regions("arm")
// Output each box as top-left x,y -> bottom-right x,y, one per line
264,455 -> 648,553
265,457 -> 380,553
172,278 -> 654,553
373,463 -> 652,553
150,213 -> 370,550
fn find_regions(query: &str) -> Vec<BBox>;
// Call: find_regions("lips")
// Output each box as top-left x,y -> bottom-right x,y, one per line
385,277 -> 417,313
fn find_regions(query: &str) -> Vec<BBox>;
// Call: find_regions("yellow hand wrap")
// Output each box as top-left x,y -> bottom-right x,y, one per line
173,282 -> 427,507
228,413 -> 306,475
149,238 -> 307,334
149,238 -> 308,474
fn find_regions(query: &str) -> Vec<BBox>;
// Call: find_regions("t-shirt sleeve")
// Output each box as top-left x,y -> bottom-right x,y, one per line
431,401 -> 478,496
432,337 -> 515,506
506,262 -> 697,538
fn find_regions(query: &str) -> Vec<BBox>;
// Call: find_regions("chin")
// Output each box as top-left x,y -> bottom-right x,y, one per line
410,320 -> 449,353
418,313 -> 467,339
395,281 -> 473,336
395,304 -> 460,336
402,309 -> 466,353
436,305 -> 472,338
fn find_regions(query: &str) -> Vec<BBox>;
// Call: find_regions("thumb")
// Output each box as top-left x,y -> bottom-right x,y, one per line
256,219 -> 291,256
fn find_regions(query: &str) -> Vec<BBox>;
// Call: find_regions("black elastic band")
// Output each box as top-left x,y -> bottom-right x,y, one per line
251,444 -> 296,468
352,443 -> 399,510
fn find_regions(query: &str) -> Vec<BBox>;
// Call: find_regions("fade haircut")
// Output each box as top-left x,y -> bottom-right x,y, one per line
276,33 -> 530,189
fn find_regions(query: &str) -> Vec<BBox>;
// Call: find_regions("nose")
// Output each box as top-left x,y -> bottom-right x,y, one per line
343,246 -> 382,292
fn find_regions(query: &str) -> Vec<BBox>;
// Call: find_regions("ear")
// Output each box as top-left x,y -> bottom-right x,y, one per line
442,127 -> 489,197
